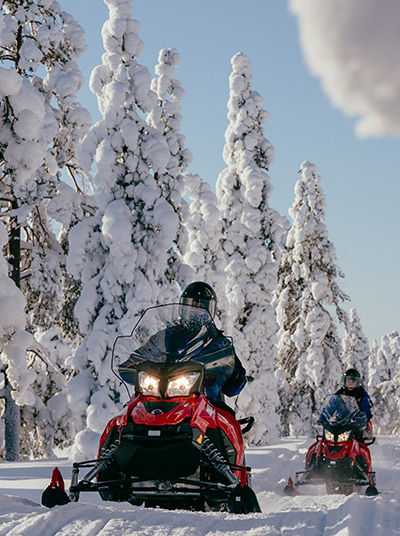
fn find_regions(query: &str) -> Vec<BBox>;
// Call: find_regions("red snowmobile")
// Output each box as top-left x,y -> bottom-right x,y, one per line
42,304 -> 260,513
284,394 -> 378,496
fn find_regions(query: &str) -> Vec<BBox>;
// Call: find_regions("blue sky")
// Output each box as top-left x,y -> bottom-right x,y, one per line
66,0 -> 400,343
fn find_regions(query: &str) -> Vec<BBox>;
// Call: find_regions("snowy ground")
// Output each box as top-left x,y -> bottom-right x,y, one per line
0,436 -> 399,535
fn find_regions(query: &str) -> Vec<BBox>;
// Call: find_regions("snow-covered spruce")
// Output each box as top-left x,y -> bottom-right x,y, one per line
368,331 -> 400,434
341,307 -> 370,379
0,1 -> 91,333
182,173 -> 227,305
276,161 -> 349,436
368,331 -> 399,387
0,2 -> 90,457
147,47 -> 193,294
216,52 -> 287,444
67,0 -> 182,458
0,221 -> 35,460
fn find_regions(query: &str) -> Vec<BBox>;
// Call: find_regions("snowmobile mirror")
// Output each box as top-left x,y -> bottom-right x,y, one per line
238,416 -> 255,435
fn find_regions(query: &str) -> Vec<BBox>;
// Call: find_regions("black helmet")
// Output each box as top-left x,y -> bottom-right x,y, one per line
343,368 -> 361,388
180,281 -> 217,318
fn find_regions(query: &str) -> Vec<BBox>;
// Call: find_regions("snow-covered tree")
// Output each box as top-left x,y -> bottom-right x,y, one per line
367,331 -> 400,433
0,1 -> 91,457
19,325 -> 77,458
182,173 -> 226,293
276,161 -> 349,436
216,52 -> 286,443
148,47 -> 193,292
0,0 -> 91,331
341,308 -> 370,380
67,0 -> 181,458
149,50 -> 227,306
0,221 -> 35,460
368,331 -> 399,386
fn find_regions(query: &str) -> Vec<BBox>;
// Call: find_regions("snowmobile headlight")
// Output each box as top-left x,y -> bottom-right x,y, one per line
166,372 -> 200,397
138,372 -> 161,397
337,431 -> 350,443
325,431 -> 335,442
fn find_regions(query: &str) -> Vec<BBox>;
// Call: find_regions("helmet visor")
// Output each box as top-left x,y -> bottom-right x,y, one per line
344,374 -> 361,388
180,296 -> 216,319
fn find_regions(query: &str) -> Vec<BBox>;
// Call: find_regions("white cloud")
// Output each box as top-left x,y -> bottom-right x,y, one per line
289,0 -> 400,137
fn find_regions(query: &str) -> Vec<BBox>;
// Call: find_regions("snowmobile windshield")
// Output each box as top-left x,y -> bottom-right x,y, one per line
317,394 -> 369,434
113,303 -> 235,388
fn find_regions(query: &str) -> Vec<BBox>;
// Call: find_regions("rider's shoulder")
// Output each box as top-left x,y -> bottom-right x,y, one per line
212,329 -> 232,346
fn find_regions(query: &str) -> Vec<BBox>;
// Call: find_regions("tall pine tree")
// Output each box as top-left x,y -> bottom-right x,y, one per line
341,307 -> 370,379
67,0 -> 181,458
368,331 -> 400,434
148,47 -> 193,293
276,161 -> 349,436
216,53 -> 286,443
0,0 -> 90,458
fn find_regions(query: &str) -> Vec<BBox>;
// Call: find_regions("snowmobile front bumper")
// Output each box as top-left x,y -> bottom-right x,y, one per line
70,458 -> 235,496
69,458 -> 261,512
295,450 -> 375,487
294,468 -> 375,488
70,473 -> 235,502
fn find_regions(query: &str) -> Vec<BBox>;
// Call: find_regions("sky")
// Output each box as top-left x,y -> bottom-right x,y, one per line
65,0 -> 400,344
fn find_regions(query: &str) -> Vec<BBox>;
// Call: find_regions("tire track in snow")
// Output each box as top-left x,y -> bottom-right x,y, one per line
4,504 -> 108,536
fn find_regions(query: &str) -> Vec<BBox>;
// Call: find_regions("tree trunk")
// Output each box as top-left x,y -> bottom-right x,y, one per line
3,382 -> 20,461
8,200 -> 20,287
4,200 -> 21,460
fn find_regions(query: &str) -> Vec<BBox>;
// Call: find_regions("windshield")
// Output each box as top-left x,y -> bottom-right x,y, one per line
317,394 -> 368,433
112,303 -> 235,388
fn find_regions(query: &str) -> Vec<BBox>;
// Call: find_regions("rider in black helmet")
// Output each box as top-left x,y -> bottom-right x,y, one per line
179,282 -> 246,406
336,368 -> 373,420
119,282 -> 246,413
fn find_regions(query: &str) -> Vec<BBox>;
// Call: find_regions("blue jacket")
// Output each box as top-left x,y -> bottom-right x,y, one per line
200,332 -> 246,402
336,386 -> 373,420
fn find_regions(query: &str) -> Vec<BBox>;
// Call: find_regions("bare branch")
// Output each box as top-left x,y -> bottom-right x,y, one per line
27,340 -> 60,374
20,270 -> 32,280
0,196 -> 14,203
0,54 -> 17,62
66,164 -> 84,195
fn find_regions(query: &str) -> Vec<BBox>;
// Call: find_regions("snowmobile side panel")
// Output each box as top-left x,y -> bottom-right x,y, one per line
305,440 -> 323,468
214,407 -> 244,466
98,414 -> 126,456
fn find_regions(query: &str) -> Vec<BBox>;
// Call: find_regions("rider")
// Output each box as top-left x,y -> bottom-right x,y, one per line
335,368 -> 373,439
178,281 -> 247,408
119,281 -> 247,412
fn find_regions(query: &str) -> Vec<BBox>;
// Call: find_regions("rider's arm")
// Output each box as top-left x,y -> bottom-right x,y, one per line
359,392 -> 373,420
222,353 -> 246,397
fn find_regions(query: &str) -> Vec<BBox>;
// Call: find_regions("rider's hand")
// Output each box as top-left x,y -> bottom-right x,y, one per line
204,373 -> 216,386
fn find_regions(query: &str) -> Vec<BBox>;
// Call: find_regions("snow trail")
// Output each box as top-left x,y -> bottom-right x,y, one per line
0,437 -> 398,536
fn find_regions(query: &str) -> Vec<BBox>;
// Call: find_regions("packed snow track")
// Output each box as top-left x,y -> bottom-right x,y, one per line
0,437 -> 398,536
